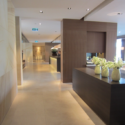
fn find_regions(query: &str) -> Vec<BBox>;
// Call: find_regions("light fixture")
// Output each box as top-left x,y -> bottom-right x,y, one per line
117,12 -> 122,15
68,7 -> 71,10
119,31 -> 121,33
86,8 -> 90,11
40,10 -> 43,13
39,23 -> 41,25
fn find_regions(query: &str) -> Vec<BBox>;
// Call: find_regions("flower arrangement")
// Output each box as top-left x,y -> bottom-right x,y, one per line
92,56 -> 102,66
101,59 -> 114,69
92,56 -> 125,69
92,56 -> 125,80
107,57 -> 125,69
100,58 -> 107,68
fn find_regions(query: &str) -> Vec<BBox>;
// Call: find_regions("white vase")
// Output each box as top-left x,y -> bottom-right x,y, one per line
94,65 -> 101,75
111,68 -> 120,81
101,67 -> 109,78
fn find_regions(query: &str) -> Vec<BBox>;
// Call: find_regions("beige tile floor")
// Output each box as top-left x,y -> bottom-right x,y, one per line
2,61 -> 105,125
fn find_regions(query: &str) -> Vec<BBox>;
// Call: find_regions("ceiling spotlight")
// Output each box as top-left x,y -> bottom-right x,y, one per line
86,8 -> 90,11
40,10 -> 43,13
117,12 -> 122,15
68,7 -> 71,10
39,23 -> 41,25
119,31 -> 121,33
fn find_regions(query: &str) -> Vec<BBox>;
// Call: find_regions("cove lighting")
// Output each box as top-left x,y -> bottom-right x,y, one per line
35,41 -> 38,43
32,28 -> 38,31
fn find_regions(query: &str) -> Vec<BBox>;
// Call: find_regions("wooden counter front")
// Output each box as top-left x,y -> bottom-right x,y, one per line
72,68 -> 125,125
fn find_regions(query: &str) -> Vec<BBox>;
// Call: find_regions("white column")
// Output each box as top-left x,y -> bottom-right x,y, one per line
15,16 -> 23,85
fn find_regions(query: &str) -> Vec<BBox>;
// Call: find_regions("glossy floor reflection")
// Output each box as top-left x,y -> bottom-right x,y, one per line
2,61 -> 105,125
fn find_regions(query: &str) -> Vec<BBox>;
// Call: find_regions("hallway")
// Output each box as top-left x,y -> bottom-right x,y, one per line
1,62 -> 105,125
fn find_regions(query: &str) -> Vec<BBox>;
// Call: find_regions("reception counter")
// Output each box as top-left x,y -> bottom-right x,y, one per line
49,56 -> 61,72
72,68 -> 125,125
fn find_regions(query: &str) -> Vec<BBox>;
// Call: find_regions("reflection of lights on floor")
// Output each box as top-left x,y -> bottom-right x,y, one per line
3,61 -> 105,125
18,80 -> 34,89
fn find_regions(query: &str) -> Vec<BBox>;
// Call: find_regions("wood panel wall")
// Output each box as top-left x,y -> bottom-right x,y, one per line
61,19 -> 117,83
87,32 -> 106,53
61,20 -> 87,83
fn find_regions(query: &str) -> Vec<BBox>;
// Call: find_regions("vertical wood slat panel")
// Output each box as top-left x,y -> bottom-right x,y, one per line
61,20 -> 117,83
61,19 -> 87,83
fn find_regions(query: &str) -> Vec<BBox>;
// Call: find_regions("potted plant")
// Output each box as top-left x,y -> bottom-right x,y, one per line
92,56 -> 102,75
51,49 -> 57,56
109,57 -> 125,81
100,59 -> 114,78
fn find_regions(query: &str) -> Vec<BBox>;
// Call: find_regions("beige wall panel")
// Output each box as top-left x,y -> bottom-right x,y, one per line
15,16 -> 23,85
33,46 -> 45,60
0,0 -> 17,124
22,43 -> 33,62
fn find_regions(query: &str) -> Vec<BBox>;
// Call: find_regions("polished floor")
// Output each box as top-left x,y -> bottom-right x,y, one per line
2,61 -> 105,125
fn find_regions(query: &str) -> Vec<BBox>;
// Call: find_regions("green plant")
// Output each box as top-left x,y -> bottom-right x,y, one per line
51,49 -> 57,52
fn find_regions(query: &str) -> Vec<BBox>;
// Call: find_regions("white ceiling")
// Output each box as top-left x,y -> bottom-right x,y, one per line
12,0 -> 104,43
84,0 -> 125,36
21,18 -> 61,43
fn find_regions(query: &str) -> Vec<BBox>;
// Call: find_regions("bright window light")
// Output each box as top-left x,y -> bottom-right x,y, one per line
116,39 -> 122,61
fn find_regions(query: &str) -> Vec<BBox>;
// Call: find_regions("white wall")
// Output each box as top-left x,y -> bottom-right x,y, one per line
0,0 -> 17,124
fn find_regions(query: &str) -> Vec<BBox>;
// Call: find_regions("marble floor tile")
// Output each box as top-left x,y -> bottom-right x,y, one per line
1,61 -> 105,125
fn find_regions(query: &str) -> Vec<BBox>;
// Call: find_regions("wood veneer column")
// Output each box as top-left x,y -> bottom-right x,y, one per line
61,19 -> 87,83
106,23 -> 117,61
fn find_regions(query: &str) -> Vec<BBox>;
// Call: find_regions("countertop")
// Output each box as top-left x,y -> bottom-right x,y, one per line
50,56 -> 60,59
75,68 -> 125,85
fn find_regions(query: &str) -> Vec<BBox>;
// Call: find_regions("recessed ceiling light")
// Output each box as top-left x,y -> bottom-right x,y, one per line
119,31 -> 121,33
86,8 -> 90,11
40,10 -> 43,13
39,23 -> 41,25
117,12 -> 122,15
68,7 -> 71,10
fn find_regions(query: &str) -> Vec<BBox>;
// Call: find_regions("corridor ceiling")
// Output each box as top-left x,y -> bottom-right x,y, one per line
11,0 -> 125,43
